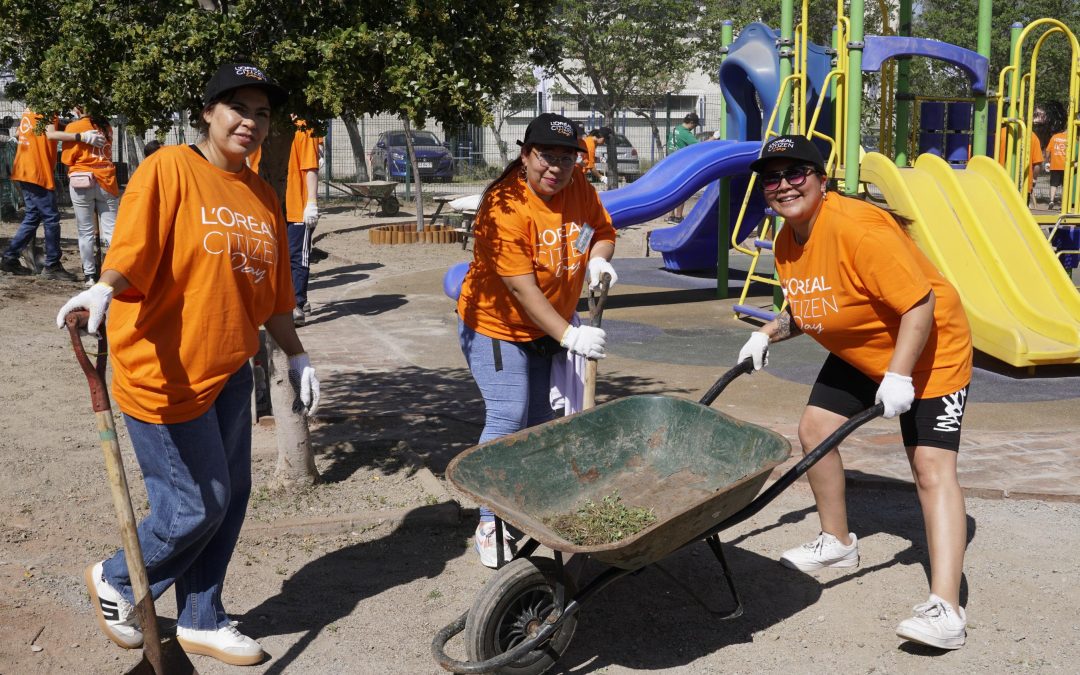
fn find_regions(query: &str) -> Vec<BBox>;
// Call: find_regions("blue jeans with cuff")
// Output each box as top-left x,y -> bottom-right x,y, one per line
459,321 -> 554,520
101,363 -> 253,630
4,181 -> 62,266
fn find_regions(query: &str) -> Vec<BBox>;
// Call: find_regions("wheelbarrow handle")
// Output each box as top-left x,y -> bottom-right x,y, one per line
709,403 -> 885,535
698,358 -> 756,407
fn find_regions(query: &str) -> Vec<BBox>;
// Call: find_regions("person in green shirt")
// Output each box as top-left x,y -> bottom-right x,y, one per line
667,111 -> 700,222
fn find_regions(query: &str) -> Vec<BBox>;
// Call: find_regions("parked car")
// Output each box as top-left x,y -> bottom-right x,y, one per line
594,133 -> 641,182
371,130 -> 455,182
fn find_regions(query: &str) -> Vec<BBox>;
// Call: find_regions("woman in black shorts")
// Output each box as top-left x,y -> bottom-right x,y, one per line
736,135 -> 974,650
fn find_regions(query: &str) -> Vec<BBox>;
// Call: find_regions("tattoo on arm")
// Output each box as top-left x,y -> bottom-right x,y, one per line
773,309 -> 802,341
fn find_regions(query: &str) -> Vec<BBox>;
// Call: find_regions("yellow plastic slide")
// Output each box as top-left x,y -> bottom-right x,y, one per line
859,152 -> 1080,367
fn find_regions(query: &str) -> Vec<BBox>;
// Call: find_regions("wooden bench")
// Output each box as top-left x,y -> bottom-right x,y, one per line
429,194 -> 457,228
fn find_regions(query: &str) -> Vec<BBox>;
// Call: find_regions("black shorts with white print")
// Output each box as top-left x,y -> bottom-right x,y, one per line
808,353 -> 968,451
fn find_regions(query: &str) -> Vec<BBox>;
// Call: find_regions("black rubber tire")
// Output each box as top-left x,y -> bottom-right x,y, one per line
381,196 -> 400,216
464,557 -> 578,675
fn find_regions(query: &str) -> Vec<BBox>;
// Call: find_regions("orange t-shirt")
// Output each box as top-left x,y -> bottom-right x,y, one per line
457,166 -> 616,341
102,145 -> 295,423
247,145 -> 262,175
775,193 -> 972,398
1048,132 -> 1068,171
10,110 -> 58,190
61,117 -> 119,196
997,130 -> 1043,192
285,122 -> 321,223
580,136 -> 597,171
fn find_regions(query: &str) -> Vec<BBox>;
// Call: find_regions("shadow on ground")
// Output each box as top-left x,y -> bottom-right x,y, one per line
238,507 -> 471,675
549,487 -> 975,672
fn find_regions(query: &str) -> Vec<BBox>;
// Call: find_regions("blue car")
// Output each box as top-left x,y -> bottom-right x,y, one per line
371,130 -> 455,182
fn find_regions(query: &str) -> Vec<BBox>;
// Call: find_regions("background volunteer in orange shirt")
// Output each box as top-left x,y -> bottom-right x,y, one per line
56,62 -> 319,666
736,136 -> 973,650
285,116 -> 322,326
456,113 -> 617,567
1046,126 -> 1068,210
0,109 -> 101,280
62,107 -> 121,285
579,126 -> 610,183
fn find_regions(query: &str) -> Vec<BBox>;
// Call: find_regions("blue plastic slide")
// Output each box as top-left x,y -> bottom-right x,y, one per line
599,140 -> 765,271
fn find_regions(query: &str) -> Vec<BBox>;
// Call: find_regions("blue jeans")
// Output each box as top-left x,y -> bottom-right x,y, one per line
4,181 -> 61,265
459,321 -> 555,520
287,222 -> 314,307
102,363 -> 253,630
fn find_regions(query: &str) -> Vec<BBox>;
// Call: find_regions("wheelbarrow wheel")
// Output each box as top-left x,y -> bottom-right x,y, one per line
464,557 -> 577,675
380,196 -> 400,216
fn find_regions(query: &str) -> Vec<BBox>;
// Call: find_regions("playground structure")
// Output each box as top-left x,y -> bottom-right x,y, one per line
591,0 -> 1080,369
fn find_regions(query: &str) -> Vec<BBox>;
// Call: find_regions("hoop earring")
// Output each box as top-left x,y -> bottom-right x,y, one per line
519,165 -> 527,179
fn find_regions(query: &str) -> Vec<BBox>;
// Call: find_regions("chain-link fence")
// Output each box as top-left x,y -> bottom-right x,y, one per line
3,92 -> 735,212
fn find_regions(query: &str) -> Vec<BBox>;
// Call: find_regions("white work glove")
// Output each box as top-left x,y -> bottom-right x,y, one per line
599,174 -> 608,185
303,201 -> 319,227
287,352 -> 321,416
77,129 -> 106,149
56,282 -> 113,334
875,371 -> 914,419
560,325 -> 606,360
586,257 -> 618,291
737,331 -> 770,371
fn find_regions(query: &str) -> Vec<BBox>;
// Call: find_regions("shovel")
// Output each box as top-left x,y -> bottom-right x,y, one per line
66,310 -> 197,675
583,273 -> 611,409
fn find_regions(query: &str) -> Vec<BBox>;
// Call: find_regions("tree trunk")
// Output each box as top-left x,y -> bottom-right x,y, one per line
341,111 -> 369,182
634,109 -> 666,164
490,118 -> 510,164
604,108 -> 619,189
402,116 -> 425,229
262,121 -> 318,488
266,336 -> 319,488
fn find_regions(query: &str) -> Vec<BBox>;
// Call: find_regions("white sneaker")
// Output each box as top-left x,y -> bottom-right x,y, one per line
474,520 -> 515,568
779,532 -> 859,571
177,623 -> 265,666
84,561 -> 142,649
292,306 -> 306,327
896,594 -> 967,649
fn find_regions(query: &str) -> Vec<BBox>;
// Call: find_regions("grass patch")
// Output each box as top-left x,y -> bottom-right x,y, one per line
544,491 -> 657,546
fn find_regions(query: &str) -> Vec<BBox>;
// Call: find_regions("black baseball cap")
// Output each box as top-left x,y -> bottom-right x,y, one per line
517,113 -> 586,152
749,134 -> 826,173
202,62 -> 288,107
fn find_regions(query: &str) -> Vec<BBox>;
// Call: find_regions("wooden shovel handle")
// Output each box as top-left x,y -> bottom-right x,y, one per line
68,312 -> 170,671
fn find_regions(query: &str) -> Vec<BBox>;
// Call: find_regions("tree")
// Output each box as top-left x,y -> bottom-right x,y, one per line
1,0 -> 553,488
548,0 -> 701,188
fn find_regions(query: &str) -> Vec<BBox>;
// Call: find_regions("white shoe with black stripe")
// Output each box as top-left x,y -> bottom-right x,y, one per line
84,561 -> 143,649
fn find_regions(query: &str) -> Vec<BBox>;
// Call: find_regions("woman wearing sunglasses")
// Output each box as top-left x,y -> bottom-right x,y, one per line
456,113 -> 617,567
737,135 -> 973,650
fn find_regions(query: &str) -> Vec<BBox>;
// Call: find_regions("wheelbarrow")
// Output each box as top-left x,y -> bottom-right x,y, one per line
432,360 -> 883,674
338,180 -> 401,216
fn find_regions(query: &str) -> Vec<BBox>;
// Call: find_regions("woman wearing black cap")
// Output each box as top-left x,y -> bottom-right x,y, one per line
736,134 -> 973,650
57,62 -> 318,665
456,112 -> 618,567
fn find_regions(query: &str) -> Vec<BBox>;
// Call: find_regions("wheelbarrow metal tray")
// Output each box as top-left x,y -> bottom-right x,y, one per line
350,180 -> 397,198
447,395 -> 791,570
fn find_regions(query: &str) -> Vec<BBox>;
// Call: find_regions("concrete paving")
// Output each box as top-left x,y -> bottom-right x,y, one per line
297,214 -> 1080,504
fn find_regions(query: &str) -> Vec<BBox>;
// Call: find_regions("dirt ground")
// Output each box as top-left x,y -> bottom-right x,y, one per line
2,200 -> 1079,675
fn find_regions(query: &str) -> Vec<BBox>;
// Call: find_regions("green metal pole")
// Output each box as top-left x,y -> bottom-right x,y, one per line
717,20 -> 734,299
843,0 -> 865,194
970,0 -> 993,157
1005,22 -> 1023,180
777,0 -> 795,134
893,0 -> 914,165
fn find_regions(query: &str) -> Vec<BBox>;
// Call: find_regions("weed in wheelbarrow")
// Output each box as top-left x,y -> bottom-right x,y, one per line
544,491 -> 657,546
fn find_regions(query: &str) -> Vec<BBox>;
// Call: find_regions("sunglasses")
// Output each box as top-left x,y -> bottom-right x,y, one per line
532,150 -> 577,169
759,165 -> 819,191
